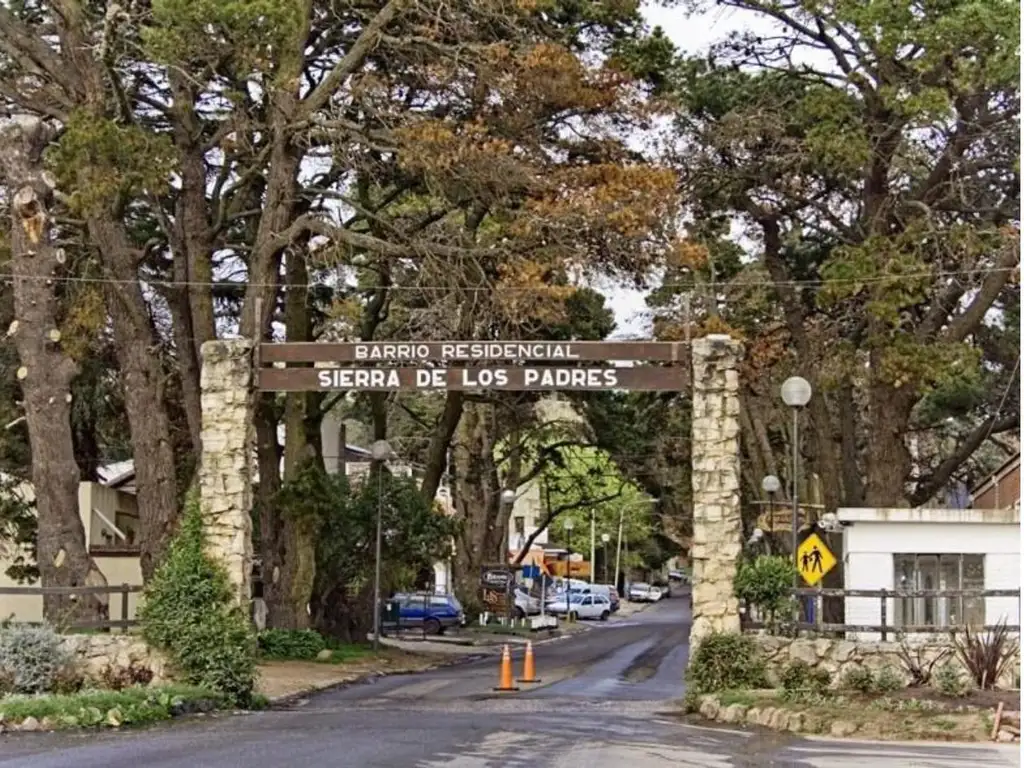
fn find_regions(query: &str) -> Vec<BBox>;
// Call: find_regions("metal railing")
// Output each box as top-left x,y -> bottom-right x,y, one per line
0,583 -> 142,632
742,588 -> 1021,640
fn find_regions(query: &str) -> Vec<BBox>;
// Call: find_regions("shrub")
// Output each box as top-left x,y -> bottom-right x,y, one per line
933,661 -> 971,698
734,556 -> 797,628
0,624 -> 78,695
257,629 -> 326,660
686,632 -> 767,694
949,620 -> 1019,690
874,666 -> 903,693
840,666 -> 876,693
894,634 -> 951,686
140,493 -> 257,706
780,660 -> 831,695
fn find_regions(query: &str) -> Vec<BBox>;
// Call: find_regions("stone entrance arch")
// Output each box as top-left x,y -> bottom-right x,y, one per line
194,335 -> 744,650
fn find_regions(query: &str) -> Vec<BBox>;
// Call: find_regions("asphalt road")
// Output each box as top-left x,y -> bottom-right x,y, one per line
1,597 -> 1019,767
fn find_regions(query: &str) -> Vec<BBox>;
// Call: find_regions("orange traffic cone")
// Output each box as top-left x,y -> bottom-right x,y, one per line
494,644 -> 519,692
517,641 -> 541,683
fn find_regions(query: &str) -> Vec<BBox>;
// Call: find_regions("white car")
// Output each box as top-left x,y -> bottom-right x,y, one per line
513,586 -> 541,617
546,593 -> 612,621
628,582 -> 652,601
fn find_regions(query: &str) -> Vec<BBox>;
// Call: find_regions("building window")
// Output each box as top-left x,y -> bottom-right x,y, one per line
513,516 -> 525,536
893,554 -> 985,629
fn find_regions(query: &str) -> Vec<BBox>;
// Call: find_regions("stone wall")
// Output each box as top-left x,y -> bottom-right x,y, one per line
754,635 -> 1021,688
198,339 -> 256,606
689,334 -> 743,645
61,634 -> 169,684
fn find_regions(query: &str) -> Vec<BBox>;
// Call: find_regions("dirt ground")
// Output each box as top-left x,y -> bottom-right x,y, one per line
256,650 -> 441,701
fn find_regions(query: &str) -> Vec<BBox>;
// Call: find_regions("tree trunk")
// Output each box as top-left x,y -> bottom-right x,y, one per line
167,70 -> 217,458
262,252 -> 323,629
450,403 -> 515,606
864,363 -> 916,506
1,117 -> 107,624
88,218 -> 180,579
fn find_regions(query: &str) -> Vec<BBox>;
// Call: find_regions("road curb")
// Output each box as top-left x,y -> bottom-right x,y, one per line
266,652 -> 490,707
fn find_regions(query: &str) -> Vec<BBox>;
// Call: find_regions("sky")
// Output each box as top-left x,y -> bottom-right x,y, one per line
604,2 -> 774,338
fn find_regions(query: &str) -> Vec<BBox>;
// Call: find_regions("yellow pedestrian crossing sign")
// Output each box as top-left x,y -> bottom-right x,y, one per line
797,533 -> 836,586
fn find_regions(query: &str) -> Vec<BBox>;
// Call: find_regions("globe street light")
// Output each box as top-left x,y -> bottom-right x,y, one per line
370,439 -> 392,650
761,474 -> 781,543
780,377 -> 812,586
601,533 -> 611,583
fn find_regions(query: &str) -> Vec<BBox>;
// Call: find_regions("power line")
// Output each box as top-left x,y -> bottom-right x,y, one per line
0,266 -> 1016,291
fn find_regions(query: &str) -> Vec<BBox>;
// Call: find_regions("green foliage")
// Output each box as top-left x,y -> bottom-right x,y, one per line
780,660 -> 831,696
839,665 -> 903,694
0,475 -> 37,583
257,629 -> 326,660
933,661 -> 971,698
0,684 -> 227,728
841,666 -> 878,694
277,465 -> 457,637
143,0 -> 305,70
734,555 -> 796,626
875,666 -> 904,693
685,632 -> 767,694
0,623 -> 77,695
48,111 -> 175,216
139,494 -> 257,706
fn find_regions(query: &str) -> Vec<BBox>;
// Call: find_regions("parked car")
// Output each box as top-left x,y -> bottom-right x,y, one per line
546,593 -> 612,621
648,586 -> 663,601
390,592 -> 464,635
628,582 -> 652,601
513,586 -> 541,618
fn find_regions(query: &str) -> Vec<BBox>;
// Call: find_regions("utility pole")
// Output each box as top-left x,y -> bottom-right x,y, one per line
589,510 -> 596,584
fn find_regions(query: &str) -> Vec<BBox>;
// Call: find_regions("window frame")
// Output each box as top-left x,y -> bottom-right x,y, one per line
892,553 -> 985,629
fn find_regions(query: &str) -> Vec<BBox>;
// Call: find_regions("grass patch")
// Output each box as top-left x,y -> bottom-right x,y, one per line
717,690 -> 758,707
0,684 -> 228,729
319,643 -> 375,664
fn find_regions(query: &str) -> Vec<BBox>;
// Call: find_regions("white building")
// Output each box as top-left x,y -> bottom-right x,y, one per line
507,479 -> 549,559
838,506 -> 1020,641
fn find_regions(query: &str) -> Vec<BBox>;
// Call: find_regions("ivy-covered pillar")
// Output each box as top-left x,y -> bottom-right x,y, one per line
198,339 -> 255,606
689,333 -> 743,646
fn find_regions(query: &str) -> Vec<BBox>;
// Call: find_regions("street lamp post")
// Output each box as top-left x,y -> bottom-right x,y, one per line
500,489 -> 516,621
563,517 -> 574,619
601,533 -> 610,583
780,377 -> 812,587
589,510 -> 596,585
761,474 -> 781,549
370,439 -> 393,650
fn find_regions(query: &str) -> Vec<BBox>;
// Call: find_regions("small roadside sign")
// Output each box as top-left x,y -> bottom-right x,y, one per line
797,533 -> 836,586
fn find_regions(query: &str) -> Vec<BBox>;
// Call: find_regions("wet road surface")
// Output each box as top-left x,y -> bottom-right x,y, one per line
1,596 -> 1018,767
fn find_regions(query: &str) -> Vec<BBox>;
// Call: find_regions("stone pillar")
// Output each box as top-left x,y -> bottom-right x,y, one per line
689,333 -> 743,646
199,339 -> 255,606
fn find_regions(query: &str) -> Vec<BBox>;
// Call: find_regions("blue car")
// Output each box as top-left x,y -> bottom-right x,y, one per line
391,592 -> 464,635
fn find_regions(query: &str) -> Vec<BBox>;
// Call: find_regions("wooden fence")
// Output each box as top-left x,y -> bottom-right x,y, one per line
0,584 -> 143,632
742,587 -> 1021,640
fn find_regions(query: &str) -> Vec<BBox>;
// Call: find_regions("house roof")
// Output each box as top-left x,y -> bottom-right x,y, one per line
971,452 -> 1021,496
97,443 -> 378,493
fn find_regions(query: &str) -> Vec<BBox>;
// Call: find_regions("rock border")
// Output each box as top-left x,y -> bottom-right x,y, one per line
693,692 -> 1022,743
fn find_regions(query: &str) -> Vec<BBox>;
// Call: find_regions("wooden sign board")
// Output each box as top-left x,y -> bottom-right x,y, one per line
258,366 -> 687,392
260,341 -> 687,363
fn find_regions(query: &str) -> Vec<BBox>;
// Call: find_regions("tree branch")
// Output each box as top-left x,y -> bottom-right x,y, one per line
511,487 -> 626,566
909,412 -> 1019,507
300,0 -> 405,118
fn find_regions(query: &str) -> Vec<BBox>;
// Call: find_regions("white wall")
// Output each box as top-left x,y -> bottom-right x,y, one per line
508,480 -> 548,553
843,521 -> 1020,641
